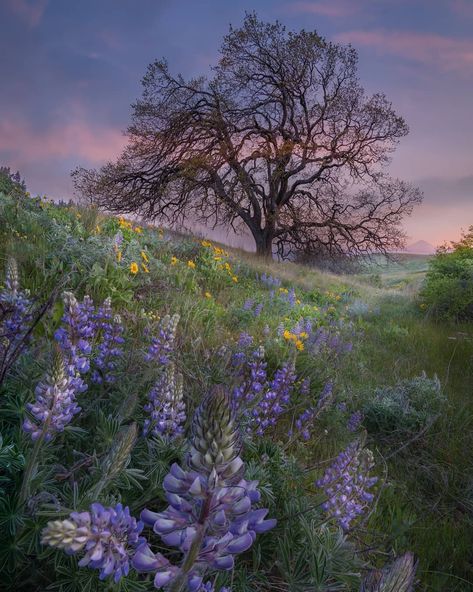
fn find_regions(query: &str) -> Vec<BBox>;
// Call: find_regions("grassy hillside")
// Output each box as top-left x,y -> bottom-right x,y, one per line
1,192 -> 472,591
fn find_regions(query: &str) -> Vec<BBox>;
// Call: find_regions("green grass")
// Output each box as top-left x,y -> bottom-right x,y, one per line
1,192 -> 472,590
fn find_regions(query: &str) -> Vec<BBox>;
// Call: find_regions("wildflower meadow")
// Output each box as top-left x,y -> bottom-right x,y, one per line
1,189 -> 472,591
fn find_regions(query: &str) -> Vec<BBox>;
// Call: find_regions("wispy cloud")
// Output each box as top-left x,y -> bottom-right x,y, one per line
6,0 -> 48,27
0,118 -> 126,164
285,0 -> 359,18
335,29 -> 473,73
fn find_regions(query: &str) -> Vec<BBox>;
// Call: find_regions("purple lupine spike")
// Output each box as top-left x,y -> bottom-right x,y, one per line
316,440 -> 378,531
23,349 -> 81,442
254,303 -> 263,317
290,382 -> 332,441
134,389 -> 275,588
145,313 -> 180,365
92,298 -> 125,384
42,503 -> 145,583
0,257 -> 33,353
242,299 -> 254,311
143,364 -> 186,440
347,410 -> 364,433
250,363 -> 297,436
54,292 -> 95,393
259,273 -> 281,288
232,346 -> 267,406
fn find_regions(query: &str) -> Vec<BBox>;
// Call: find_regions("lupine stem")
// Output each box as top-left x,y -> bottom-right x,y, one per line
19,430 -> 45,504
169,496 -> 212,592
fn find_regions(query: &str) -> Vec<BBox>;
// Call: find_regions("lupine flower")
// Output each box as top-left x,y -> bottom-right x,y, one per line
92,298 -> 125,384
23,349 -> 81,442
112,230 -> 123,251
347,410 -> 364,433
146,314 -> 180,365
200,584 -> 231,592
0,257 -> 33,354
242,298 -> 254,311
42,503 -> 144,583
259,273 -> 281,288
250,363 -> 297,436
316,440 -> 377,531
133,388 -> 276,589
92,423 -> 138,500
290,382 -> 332,441
143,364 -> 186,440
54,292 -> 95,393
233,346 -> 267,406
254,303 -> 263,317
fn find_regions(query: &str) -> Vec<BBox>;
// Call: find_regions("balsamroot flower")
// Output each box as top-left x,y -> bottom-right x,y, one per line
23,349 -> 80,442
316,439 -> 377,531
133,388 -> 276,589
92,297 -> 125,384
146,313 -> 180,365
42,503 -> 144,583
54,292 -> 95,392
143,364 -> 186,440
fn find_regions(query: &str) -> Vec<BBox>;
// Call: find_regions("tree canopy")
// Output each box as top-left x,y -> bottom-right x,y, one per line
73,14 -> 422,258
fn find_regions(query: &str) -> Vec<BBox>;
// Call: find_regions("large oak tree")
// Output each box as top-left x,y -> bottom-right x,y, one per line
73,14 -> 422,258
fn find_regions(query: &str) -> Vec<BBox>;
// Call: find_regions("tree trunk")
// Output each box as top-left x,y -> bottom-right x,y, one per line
254,231 -> 274,259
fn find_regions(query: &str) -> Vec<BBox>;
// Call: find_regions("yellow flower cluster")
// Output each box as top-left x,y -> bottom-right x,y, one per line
141,309 -> 160,322
325,290 -> 342,302
118,217 -> 142,233
201,239 -> 238,282
283,329 -> 308,352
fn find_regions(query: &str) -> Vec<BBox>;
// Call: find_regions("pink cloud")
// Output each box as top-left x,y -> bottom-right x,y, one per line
286,0 -> 359,18
451,0 -> 473,19
0,118 -> 127,164
6,0 -> 48,27
335,29 -> 473,73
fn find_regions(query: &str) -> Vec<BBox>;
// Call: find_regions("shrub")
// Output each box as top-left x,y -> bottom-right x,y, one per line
420,226 -> 473,321
363,373 -> 444,436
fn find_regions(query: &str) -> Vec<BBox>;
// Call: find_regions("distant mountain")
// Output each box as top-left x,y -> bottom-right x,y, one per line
403,240 -> 436,255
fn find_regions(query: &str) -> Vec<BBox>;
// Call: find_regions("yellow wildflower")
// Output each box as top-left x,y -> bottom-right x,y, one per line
201,240 -> 212,248
295,340 -> 304,351
141,263 -> 150,273
130,262 -> 139,274
171,256 -> 178,266
214,256 -> 222,261
141,251 -> 149,263
134,226 -> 143,233
224,262 -> 231,271
205,291 -> 212,299
187,260 -> 196,269
283,330 -> 292,341
419,303 -> 427,310
116,250 -> 122,263
299,331 -> 309,339
232,276 -> 238,283
296,299 -> 301,305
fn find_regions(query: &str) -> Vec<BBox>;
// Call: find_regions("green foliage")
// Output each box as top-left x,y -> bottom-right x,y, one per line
363,373 -> 444,436
421,226 -> 473,320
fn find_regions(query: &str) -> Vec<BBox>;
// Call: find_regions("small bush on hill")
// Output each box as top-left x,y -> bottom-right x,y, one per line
363,373 -> 444,437
420,227 -> 473,321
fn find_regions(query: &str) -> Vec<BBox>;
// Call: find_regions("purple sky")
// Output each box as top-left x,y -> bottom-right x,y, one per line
1,0 -> 473,247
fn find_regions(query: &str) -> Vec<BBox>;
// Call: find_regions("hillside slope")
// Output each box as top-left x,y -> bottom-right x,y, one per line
1,192 -> 472,591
